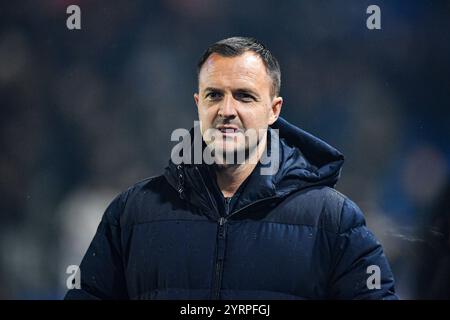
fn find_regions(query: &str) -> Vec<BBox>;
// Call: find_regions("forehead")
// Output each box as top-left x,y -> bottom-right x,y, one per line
198,52 -> 271,92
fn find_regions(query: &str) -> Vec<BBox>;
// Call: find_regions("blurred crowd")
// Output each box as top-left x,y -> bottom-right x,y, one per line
0,0 -> 449,299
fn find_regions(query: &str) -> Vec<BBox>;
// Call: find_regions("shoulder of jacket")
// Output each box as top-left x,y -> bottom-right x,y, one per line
336,194 -> 367,234
284,186 -> 355,234
304,187 -> 367,234
103,175 -> 165,226
309,187 -> 367,234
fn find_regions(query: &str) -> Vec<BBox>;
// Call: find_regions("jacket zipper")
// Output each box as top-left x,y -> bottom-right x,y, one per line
212,196 -> 278,299
213,215 -> 227,299
194,166 -> 226,299
194,166 -> 278,299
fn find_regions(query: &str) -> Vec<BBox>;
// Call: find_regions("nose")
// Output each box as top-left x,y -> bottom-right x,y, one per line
218,95 -> 237,119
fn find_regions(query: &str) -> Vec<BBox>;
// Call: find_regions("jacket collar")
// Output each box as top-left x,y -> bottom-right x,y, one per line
164,117 -> 344,218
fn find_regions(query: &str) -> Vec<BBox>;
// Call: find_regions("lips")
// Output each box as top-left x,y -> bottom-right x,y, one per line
216,126 -> 240,133
217,128 -> 241,138
219,128 -> 237,133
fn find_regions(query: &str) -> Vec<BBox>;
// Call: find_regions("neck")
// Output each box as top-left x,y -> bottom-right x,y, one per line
215,135 -> 267,198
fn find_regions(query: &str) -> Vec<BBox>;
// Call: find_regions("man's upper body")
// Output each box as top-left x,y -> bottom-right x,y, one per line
65,37 -> 397,300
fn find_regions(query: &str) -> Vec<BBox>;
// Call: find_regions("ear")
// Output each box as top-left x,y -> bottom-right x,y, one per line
268,96 -> 283,125
194,93 -> 199,107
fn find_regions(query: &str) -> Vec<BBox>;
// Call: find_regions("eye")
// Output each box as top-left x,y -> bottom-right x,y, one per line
206,91 -> 222,100
234,92 -> 255,103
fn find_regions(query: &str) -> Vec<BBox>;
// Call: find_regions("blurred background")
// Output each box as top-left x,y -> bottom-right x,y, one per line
1,0 -> 449,299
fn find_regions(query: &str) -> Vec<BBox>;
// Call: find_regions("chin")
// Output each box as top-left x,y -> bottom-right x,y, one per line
216,141 -> 246,153
212,144 -> 249,164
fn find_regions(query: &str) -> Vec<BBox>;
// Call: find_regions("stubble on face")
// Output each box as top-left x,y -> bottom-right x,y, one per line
195,52 -> 275,166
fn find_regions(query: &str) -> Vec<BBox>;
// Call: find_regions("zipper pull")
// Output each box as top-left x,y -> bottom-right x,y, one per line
176,165 -> 184,199
224,197 -> 231,216
218,217 -> 227,239
219,217 -> 226,226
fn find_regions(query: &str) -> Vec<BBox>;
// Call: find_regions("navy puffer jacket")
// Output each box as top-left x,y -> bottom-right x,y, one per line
65,117 -> 397,300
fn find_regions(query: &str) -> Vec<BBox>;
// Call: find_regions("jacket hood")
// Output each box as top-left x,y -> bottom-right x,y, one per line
164,117 -> 344,216
270,117 -> 344,195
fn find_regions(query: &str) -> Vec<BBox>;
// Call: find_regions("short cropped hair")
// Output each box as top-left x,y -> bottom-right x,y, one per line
197,37 -> 281,97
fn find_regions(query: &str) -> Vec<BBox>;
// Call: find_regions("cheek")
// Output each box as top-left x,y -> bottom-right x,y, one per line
197,103 -> 210,116
198,105 -> 218,125
240,105 -> 271,128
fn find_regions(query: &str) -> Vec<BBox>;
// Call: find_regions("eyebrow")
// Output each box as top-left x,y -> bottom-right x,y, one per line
203,87 -> 224,94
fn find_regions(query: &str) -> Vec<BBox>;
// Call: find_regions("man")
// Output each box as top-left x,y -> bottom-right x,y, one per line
65,37 -> 397,300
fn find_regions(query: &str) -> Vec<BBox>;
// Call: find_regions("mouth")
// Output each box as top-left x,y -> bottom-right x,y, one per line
216,126 -> 241,136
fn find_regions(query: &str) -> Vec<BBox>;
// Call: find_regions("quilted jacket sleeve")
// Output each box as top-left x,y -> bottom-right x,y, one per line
328,198 -> 398,300
64,193 -> 129,300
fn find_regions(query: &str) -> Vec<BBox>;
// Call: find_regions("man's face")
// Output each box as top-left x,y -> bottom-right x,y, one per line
194,52 -> 282,160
